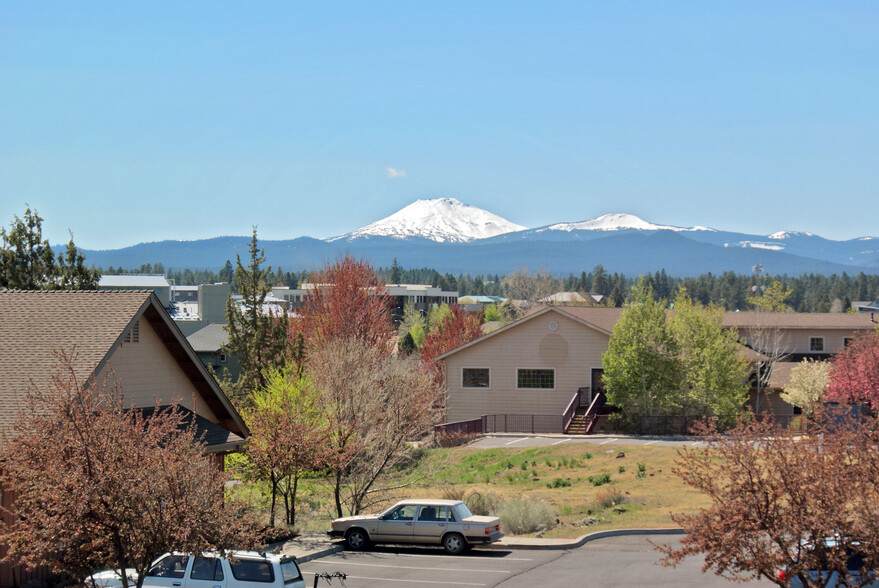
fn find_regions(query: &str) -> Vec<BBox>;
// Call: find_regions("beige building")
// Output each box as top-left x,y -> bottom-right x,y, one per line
439,306 -> 876,428
0,289 -> 248,587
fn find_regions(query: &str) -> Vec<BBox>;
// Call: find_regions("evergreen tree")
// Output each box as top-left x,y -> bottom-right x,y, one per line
223,228 -> 288,405
1,208 -> 98,290
389,258 -> 402,284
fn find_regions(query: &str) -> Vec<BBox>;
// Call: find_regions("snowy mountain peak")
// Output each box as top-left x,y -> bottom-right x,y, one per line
539,213 -> 714,233
768,230 -> 814,239
329,198 -> 526,243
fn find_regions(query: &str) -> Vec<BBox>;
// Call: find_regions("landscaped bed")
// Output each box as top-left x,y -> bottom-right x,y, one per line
230,442 -> 709,539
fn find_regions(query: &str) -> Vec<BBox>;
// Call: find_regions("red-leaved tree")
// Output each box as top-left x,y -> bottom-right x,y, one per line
660,410 -> 879,587
0,350 -> 257,588
824,332 -> 879,409
419,304 -> 483,385
297,255 -> 394,353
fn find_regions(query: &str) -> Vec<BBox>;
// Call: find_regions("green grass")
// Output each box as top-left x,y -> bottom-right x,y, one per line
230,442 -> 710,539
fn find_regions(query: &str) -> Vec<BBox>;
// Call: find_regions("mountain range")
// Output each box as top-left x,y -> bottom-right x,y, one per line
81,198 -> 879,277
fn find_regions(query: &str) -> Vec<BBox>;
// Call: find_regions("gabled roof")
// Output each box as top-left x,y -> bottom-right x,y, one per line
0,289 -> 248,445
436,306 -> 622,361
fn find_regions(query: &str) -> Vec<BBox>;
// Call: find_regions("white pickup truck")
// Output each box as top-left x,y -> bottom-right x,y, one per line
91,551 -> 305,588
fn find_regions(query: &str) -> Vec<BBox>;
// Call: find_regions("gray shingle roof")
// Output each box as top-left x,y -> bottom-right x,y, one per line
0,289 -> 248,445
187,323 -> 230,353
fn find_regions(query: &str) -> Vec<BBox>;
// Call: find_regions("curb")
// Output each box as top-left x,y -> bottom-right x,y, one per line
295,542 -> 345,564
492,528 -> 686,550
295,528 -> 687,561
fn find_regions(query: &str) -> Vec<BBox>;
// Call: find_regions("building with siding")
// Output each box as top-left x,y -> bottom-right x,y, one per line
0,289 -> 248,586
439,306 -> 876,426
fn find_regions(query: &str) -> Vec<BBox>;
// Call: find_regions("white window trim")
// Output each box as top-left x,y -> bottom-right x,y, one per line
809,336 -> 825,352
461,367 -> 491,390
516,367 -> 556,390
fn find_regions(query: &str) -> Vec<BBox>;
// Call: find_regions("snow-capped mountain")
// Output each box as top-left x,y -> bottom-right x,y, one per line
537,213 -> 714,233
329,198 -> 526,243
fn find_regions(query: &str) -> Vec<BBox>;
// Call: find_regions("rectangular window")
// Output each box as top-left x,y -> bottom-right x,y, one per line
219,353 -> 228,363
844,337 -> 854,347
810,337 -> 825,352
230,560 -> 274,583
462,368 -> 490,388
517,369 -> 555,389
190,557 -> 224,581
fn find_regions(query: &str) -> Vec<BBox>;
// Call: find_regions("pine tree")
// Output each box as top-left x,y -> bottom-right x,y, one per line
223,228 -> 288,405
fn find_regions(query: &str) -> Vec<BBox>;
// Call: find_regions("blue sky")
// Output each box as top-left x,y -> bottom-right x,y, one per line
1,2 -> 877,249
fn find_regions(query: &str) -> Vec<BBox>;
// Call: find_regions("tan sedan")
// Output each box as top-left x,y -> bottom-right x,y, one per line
329,499 -> 504,555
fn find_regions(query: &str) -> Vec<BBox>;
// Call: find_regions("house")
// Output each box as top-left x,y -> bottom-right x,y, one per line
0,289 -> 248,586
187,322 -> 241,382
438,306 -> 876,430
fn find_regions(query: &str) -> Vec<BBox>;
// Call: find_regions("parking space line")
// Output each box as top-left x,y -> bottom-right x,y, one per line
395,553 -> 533,562
552,438 -> 568,445
505,437 -> 529,445
599,438 -> 618,445
643,440 -> 659,446
308,560 -> 510,573
308,574 -> 487,586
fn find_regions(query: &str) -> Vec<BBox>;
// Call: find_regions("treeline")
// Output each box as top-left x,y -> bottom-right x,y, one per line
101,261 -> 879,313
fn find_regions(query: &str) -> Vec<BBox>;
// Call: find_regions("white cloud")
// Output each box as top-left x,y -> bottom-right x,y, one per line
386,167 -> 407,179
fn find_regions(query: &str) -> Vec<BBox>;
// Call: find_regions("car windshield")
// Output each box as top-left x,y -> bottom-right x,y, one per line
455,503 -> 473,519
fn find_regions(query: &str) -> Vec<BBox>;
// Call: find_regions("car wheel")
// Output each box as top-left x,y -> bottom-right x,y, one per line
345,528 -> 369,551
443,532 -> 466,555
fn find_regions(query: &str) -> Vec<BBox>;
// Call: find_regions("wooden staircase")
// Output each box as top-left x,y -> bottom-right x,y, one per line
565,408 -> 589,434
564,391 -> 608,435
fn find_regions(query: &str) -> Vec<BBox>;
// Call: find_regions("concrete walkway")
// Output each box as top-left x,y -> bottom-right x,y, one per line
274,528 -> 686,562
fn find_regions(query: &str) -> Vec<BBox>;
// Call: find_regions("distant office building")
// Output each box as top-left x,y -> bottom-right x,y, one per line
99,274 -> 171,308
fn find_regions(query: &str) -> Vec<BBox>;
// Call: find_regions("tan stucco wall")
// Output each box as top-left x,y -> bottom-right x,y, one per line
444,311 -> 608,422
95,317 -> 219,423
737,327 -> 865,355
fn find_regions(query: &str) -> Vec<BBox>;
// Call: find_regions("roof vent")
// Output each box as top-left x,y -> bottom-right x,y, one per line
124,322 -> 140,344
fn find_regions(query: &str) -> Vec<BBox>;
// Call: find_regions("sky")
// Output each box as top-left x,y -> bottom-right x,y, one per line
1,2 -> 877,249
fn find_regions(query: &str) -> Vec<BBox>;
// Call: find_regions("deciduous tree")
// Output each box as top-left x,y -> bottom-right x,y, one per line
824,332 -> 879,409
781,359 -> 831,416
310,339 -> 440,517
660,411 -> 879,587
419,304 -> 484,386
243,367 -> 328,527
602,279 -> 680,430
298,255 -> 393,352
0,351 -> 256,588
670,290 -> 750,426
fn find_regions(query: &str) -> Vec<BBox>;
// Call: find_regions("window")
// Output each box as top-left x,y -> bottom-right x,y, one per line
417,505 -> 450,522
844,337 -> 854,347
190,557 -> 224,581
219,353 -> 227,363
462,368 -> 490,388
230,560 -> 274,583
383,504 -> 417,520
517,369 -> 554,389
280,559 -> 303,584
146,555 -> 189,579
810,337 -> 825,352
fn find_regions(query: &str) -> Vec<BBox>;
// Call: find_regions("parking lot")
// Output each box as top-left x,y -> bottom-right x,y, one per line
300,535 -> 773,587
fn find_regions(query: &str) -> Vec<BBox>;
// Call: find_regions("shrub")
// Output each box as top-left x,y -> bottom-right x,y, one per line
520,461 -> 528,470
588,473 -> 612,486
595,487 -> 628,510
440,486 -> 467,501
546,477 -> 572,488
582,452 -> 593,460
637,462 -> 647,479
466,491 -> 501,516
496,497 -> 555,535
618,466 -> 626,474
